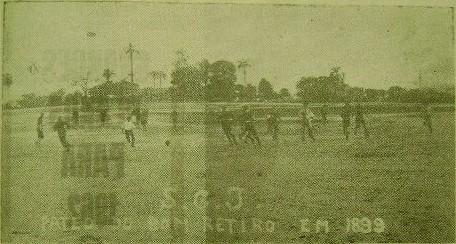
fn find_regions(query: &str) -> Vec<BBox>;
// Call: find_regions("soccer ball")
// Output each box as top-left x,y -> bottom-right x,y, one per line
165,140 -> 170,146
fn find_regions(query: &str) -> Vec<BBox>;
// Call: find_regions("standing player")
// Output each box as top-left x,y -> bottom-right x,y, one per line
266,109 -> 279,140
300,103 -> 315,142
122,116 -> 135,147
219,106 -> 237,145
421,102 -> 433,133
354,103 -> 369,138
72,108 -> 79,128
53,116 -> 71,150
320,105 -> 328,123
239,105 -> 261,145
140,108 -> 149,130
100,107 -> 108,125
171,109 -> 178,130
341,102 -> 352,140
36,112 -> 45,144
132,106 -> 141,126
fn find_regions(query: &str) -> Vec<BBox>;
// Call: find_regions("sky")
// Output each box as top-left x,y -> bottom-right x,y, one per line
2,2 -> 454,99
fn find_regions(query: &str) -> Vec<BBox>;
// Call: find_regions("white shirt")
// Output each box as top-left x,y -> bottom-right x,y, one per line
123,121 -> 135,130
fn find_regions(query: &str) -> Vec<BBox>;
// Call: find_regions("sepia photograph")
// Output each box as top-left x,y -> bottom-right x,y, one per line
1,1 -> 455,243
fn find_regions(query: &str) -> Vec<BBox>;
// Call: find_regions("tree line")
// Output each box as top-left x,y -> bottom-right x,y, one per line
3,57 -> 454,109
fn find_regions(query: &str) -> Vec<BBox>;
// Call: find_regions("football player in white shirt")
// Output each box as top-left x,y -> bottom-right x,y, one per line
300,102 -> 315,142
122,116 -> 136,147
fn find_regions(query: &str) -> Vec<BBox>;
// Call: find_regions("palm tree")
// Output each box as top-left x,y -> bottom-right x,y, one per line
102,69 -> 114,83
71,72 -> 91,106
149,70 -> 166,89
237,60 -> 251,85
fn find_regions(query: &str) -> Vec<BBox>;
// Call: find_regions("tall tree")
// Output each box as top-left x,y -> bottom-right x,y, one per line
149,70 -> 167,89
207,60 -> 237,102
258,78 -> 275,101
126,43 -> 139,83
175,49 -> 189,68
237,60 -> 251,85
171,65 -> 202,101
102,69 -> 114,83
279,88 -> 291,98
297,68 -> 347,103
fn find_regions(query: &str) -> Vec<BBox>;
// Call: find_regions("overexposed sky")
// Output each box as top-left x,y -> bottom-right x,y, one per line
3,2 -> 454,99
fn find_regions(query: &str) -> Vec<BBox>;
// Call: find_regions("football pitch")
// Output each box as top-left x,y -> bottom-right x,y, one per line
1,105 -> 454,243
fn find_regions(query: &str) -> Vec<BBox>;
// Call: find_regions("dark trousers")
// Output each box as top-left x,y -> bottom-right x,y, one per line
267,124 -> 279,140
240,123 -> 261,145
342,119 -> 350,140
301,120 -> 315,141
37,128 -> 44,139
125,130 -> 135,146
354,118 -> 369,137
423,116 -> 432,133
58,131 -> 69,148
222,124 -> 237,144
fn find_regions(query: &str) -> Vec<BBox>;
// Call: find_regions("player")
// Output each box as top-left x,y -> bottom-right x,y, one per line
122,116 -> 135,147
320,104 -> 328,123
171,109 -> 178,130
53,116 -> 70,150
421,102 -> 432,133
341,101 -> 352,140
100,107 -> 108,125
72,108 -> 79,128
140,108 -> 149,130
239,105 -> 261,145
36,112 -> 45,144
266,109 -> 279,140
219,106 -> 237,145
354,103 -> 369,138
132,106 -> 141,126
300,102 -> 315,142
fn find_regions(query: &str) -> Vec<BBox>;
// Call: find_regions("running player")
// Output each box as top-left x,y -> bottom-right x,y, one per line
36,112 -> 44,144
122,116 -> 135,147
341,101 -> 352,140
266,109 -> 279,140
300,102 -> 315,142
354,103 -> 369,138
219,106 -> 237,145
53,116 -> 70,150
239,105 -> 261,145
421,102 -> 432,133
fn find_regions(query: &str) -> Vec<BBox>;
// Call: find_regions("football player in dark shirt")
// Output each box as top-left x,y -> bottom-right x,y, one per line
239,105 -> 261,145
341,102 -> 352,140
53,116 -> 71,150
36,112 -> 45,144
320,104 -> 328,123
266,109 -> 279,140
300,103 -> 315,142
219,106 -> 237,145
72,108 -> 79,128
354,103 -> 369,138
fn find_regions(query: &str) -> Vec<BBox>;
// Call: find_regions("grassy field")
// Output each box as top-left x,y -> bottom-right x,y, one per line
1,105 -> 454,243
